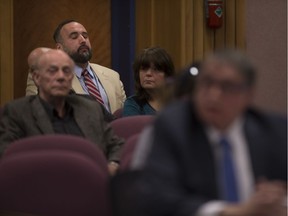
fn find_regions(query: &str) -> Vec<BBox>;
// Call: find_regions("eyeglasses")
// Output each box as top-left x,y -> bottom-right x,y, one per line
197,77 -> 249,94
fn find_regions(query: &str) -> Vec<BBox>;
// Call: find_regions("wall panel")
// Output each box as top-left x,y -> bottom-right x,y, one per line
225,0 -> 236,48
136,0 -> 246,71
12,0 -> 111,99
0,0 -> 13,105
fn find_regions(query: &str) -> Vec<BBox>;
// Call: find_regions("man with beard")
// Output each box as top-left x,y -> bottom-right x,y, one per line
26,19 -> 126,114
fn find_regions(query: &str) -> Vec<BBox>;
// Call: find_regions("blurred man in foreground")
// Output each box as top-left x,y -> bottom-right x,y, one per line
116,49 -> 287,216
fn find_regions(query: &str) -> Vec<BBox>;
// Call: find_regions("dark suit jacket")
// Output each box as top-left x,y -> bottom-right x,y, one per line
0,95 -> 124,161
132,100 -> 287,216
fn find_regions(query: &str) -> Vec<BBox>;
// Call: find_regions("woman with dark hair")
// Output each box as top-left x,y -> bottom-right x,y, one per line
123,47 -> 175,116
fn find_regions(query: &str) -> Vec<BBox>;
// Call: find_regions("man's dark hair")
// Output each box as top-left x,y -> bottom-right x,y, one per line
53,19 -> 77,43
203,49 -> 257,87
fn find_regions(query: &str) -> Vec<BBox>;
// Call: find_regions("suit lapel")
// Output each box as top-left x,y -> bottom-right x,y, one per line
72,75 -> 85,94
68,97 -> 99,143
31,97 -> 54,134
90,64 -> 115,106
244,113 -> 268,179
187,104 -> 219,198
193,126 -> 219,197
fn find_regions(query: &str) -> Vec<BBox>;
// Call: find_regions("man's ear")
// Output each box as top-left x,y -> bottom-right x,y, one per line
56,43 -> 62,50
32,71 -> 40,87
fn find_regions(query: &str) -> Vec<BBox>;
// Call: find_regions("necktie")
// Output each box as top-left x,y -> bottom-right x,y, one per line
82,69 -> 104,106
219,137 -> 239,202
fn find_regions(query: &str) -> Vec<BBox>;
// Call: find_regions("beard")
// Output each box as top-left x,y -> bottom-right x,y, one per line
66,45 -> 93,64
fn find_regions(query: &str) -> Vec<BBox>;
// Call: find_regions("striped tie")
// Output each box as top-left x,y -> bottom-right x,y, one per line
82,69 -> 104,106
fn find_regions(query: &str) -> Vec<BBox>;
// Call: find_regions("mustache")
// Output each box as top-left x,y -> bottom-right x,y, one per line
78,45 -> 90,52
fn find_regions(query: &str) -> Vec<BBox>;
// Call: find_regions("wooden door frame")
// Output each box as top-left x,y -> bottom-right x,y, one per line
0,0 -> 13,105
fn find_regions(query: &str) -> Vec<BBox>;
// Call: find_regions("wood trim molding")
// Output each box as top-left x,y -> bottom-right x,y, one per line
0,0 -> 13,105
135,0 -> 246,71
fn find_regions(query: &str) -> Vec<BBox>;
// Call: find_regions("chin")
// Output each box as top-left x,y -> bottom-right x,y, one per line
201,114 -> 222,127
52,91 -> 69,97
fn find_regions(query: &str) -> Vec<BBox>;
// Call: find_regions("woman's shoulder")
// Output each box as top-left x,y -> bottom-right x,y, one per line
123,95 -> 150,116
125,95 -> 146,106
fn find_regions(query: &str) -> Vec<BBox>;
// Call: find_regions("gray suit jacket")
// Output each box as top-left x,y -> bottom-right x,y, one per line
0,95 -> 124,161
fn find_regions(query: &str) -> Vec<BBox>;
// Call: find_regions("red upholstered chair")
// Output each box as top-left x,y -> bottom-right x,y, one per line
0,105 -> 3,120
0,135 -> 111,216
3,134 -> 108,172
110,170 -> 145,216
113,108 -> 123,119
109,115 -> 154,141
0,152 -> 111,216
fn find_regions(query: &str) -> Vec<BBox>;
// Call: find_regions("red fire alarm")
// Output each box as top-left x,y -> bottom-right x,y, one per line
205,0 -> 224,29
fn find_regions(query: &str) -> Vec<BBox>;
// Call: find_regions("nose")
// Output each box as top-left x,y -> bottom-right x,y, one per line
56,70 -> 67,80
206,84 -> 223,100
145,68 -> 153,75
79,34 -> 86,44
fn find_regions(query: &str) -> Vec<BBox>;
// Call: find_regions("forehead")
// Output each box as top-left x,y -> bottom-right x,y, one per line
39,51 -> 73,68
61,22 -> 87,34
201,58 -> 244,81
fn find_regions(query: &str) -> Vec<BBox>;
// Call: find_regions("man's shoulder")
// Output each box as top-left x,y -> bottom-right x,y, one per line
66,94 -> 101,109
245,107 -> 287,133
156,100 -> 193,126
4,96 -> 37,107
89,63 -> 119,75
161,100 -> 192,116
125,95 -> 145,105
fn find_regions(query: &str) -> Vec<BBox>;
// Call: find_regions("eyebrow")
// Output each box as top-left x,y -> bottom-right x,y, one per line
69,31 -> 88,36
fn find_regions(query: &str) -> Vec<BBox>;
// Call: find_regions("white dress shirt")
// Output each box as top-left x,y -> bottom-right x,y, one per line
196,117 -> 254,216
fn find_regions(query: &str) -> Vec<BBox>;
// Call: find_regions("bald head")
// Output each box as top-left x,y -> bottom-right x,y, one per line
27,47 -> 51,73
33,49 -> 75,101
35,49 -> 75,71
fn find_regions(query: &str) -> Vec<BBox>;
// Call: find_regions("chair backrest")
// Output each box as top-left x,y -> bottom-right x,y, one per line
3,134 -> 108,172
0,105 -> 3,120
109,115 -> 154,141
0,135 -> 111,216
113,108 -> 123,119
110,170 -> 146,216
119,133 -> 140,171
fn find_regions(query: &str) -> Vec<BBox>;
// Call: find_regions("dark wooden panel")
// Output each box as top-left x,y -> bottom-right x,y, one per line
0,0 -> 13,105
13,0 -> 111,98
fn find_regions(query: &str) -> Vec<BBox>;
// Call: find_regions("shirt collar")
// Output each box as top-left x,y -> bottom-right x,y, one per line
39,96 -> 73,119
206,116 -> 245,147
74,63 -> 93,78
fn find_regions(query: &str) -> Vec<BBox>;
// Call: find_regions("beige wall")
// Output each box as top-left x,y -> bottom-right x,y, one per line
246,0 -> 287,114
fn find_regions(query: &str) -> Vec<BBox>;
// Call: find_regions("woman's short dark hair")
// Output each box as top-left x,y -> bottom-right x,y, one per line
133,46 -> 175,100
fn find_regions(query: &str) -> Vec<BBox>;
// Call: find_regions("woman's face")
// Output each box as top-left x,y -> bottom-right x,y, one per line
139,65 -> 166,91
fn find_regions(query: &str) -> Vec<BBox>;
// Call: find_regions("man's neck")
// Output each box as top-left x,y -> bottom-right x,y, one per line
76,62 -> 89,70
40,95 -> 66,118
